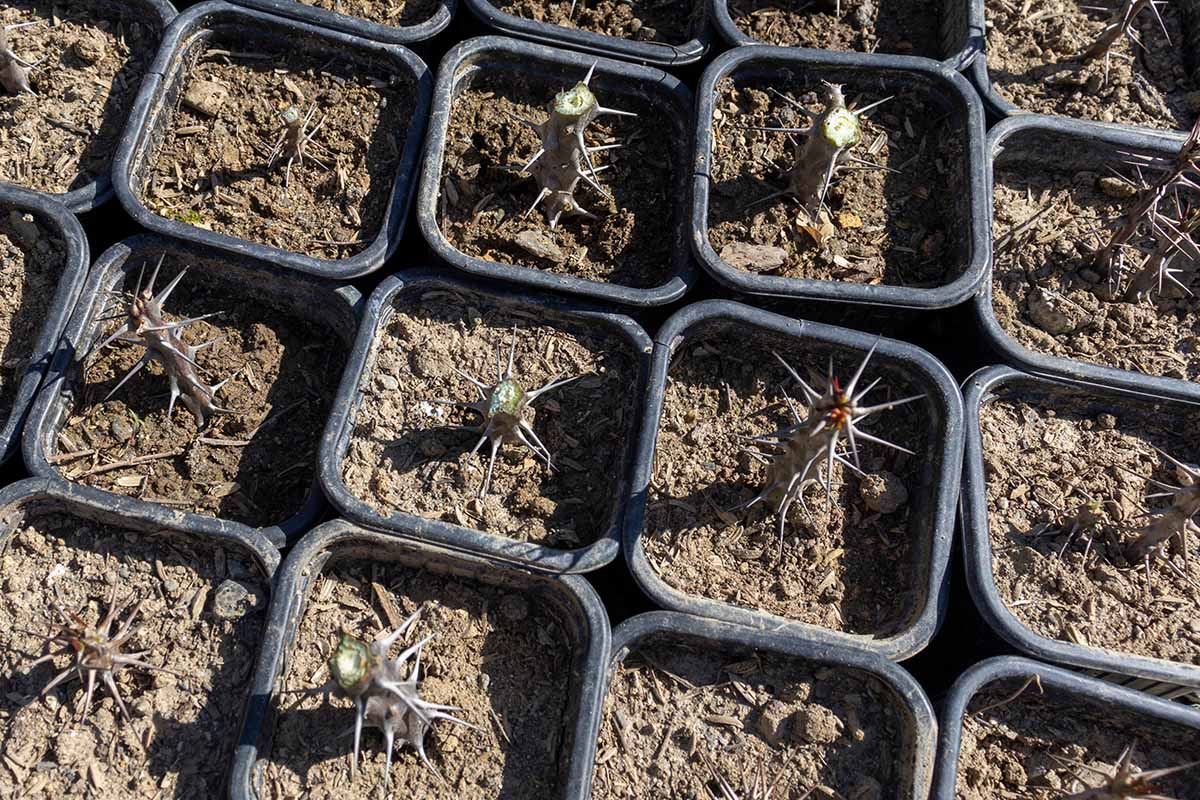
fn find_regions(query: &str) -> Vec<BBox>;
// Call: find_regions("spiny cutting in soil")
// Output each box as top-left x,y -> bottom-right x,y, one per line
979,386 -> 1200,666
983,0 -> 1195,130
434,326 -> 581,498
491,0 -> 704,45
140,38 -> 414,260
726,0 -> 942,56
957,675 -> 1200,798
709,75 -> 961,286
0,3 -> 165,195
643,325 -> 929,637
505,65 -> 635,229
591,638 -> 910,798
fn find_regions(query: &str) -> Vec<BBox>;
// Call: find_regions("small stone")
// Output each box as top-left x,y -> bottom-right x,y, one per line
7,211 -> 40,245
720,242 -> 788,272
1096,413 -> 1117,430
513,229 -> 565,263
163,578 -> 179,594
499,594 -> 528,622
110,418 -> 134,441
756,699 -> 791,745
633,24 -> 657,40
212,579 -> 257,620
72,33 -> 106,65
182,80 -> 229,117
1027,287 -> 1082,335
837,210 -> 863,230
793,703 -> 843,744
54,729 -> 95,767
1097,176 -> 1137,198
377,374 -> 399,392
859,471 -> 908,513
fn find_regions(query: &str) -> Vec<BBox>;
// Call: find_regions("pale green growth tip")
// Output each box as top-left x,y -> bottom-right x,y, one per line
489,379 -> 524,418
821,108 -> 861,149
281,106 -> 301,125
330,634 -> 370,691
554,82 -> 596,117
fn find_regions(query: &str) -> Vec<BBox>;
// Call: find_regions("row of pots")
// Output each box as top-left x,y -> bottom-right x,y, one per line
3,474 -> 1197,797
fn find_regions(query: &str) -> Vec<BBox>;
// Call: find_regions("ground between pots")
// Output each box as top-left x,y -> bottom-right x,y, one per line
53,253 -> 348,529
591,636 -> 911,798
0,210 -> 61,422
956,676 -> 1200,797
726,0 -> 942,57
980,387 -> 1200,666
991,135 -> 1200,382
643,322 -> 932,639
707,74 -> 965,287
0,505 -> 268,799
266,560 -> 573,798
342,287 -> 638,549
0,1 -> 163,196
489,0 -> 704,45
292,0 -> 443,27
985,0 -> 1196,130
138,32 -> 414,261
438,67 -> 681,289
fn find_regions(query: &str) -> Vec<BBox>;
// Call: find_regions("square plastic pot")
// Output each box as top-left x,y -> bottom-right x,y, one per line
229,518 -> 610,799
0,187 -> 89,466
111,1 -> 433,280
318,268 -> 652,574
461,0 -> 710,67
579,611 -> 937,798
710,0 -> 983,70
975,115 -> 1199,403
692,46 -> 990,309
934,656 -> 1200,797
22,233 -> 363,550
0,0 -> 177,214
624,300 -> 963,661
227,0 -> 454,44
416,35 -> 697,307
961,365 -> 1200,693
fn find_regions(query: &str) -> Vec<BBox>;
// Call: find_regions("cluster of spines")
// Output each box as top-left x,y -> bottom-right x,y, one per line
1079,0 -> 1169,83
1058,739 -> 1198,800
267,104 -> 328,194
0,21 -> 40,96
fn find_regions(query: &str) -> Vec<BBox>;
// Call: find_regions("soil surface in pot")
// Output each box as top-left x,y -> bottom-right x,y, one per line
139,34 -> 414,261
0,210 -> 62,420
54,254 -> 348,529
708,76 -> 964,287
292,0 -> 443,27
592,636 -> 911,798
0,1 -> 164,196
956,676 -> 1200,797
642,324 -> 931,637
985,0 -> 1195,130
488,0 -> 703,45
269,559 -> 574,797
0,504 -> 268,798
991,139 -> 1200,382
979,388 -> 1200,666
341,287 -> 639,549
726,0 -> 941,57
439,68 -> 681,289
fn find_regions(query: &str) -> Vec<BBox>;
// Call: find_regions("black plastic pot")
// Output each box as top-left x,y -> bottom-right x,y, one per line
961,365 -> 1200,693
579,611 -> 937,797
416,35 -> 697,307
692,46 -> 990,309
319,268 -> 652,574
624,300 -> 963,661
934,656 -> 1200,797
0,0 -> 177,214
22,233 -> 363,550
975,115 -> 1199,402
112,1 -> 432,280
462,0 -> 710,67
711,0 -> 983,70
230,518 -> 609,799
228,0 -> 454,44
0,187 -> 89,466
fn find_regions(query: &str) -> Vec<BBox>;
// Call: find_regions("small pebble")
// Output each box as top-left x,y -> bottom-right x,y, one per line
212,579 -> 257,620
111,418 -> 134,440
859,471 -> 908,513
72,33 -> 106,65
377,374 -> 399,392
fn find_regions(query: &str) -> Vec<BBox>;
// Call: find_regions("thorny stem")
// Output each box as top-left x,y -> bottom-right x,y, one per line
0,22 -> 41,96
507,64 -> 636,229
97,254 -> 235,427
267,104 -> 327,196
1057,739 -> 1199,799
1080,0 -> 1169,83
1124,448 -> 1200,591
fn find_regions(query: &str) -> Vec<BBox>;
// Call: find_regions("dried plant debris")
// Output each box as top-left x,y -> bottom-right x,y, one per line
701,747 -> 795,800
435,326 -> 581,498
0,21 -> 40,96
742,342 -> 922,554
318,607 -> 476,785
1058,740 -> 1199,799
21,583 -> 181,722
507,65 -> 636,228
96,256 -> 236,427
